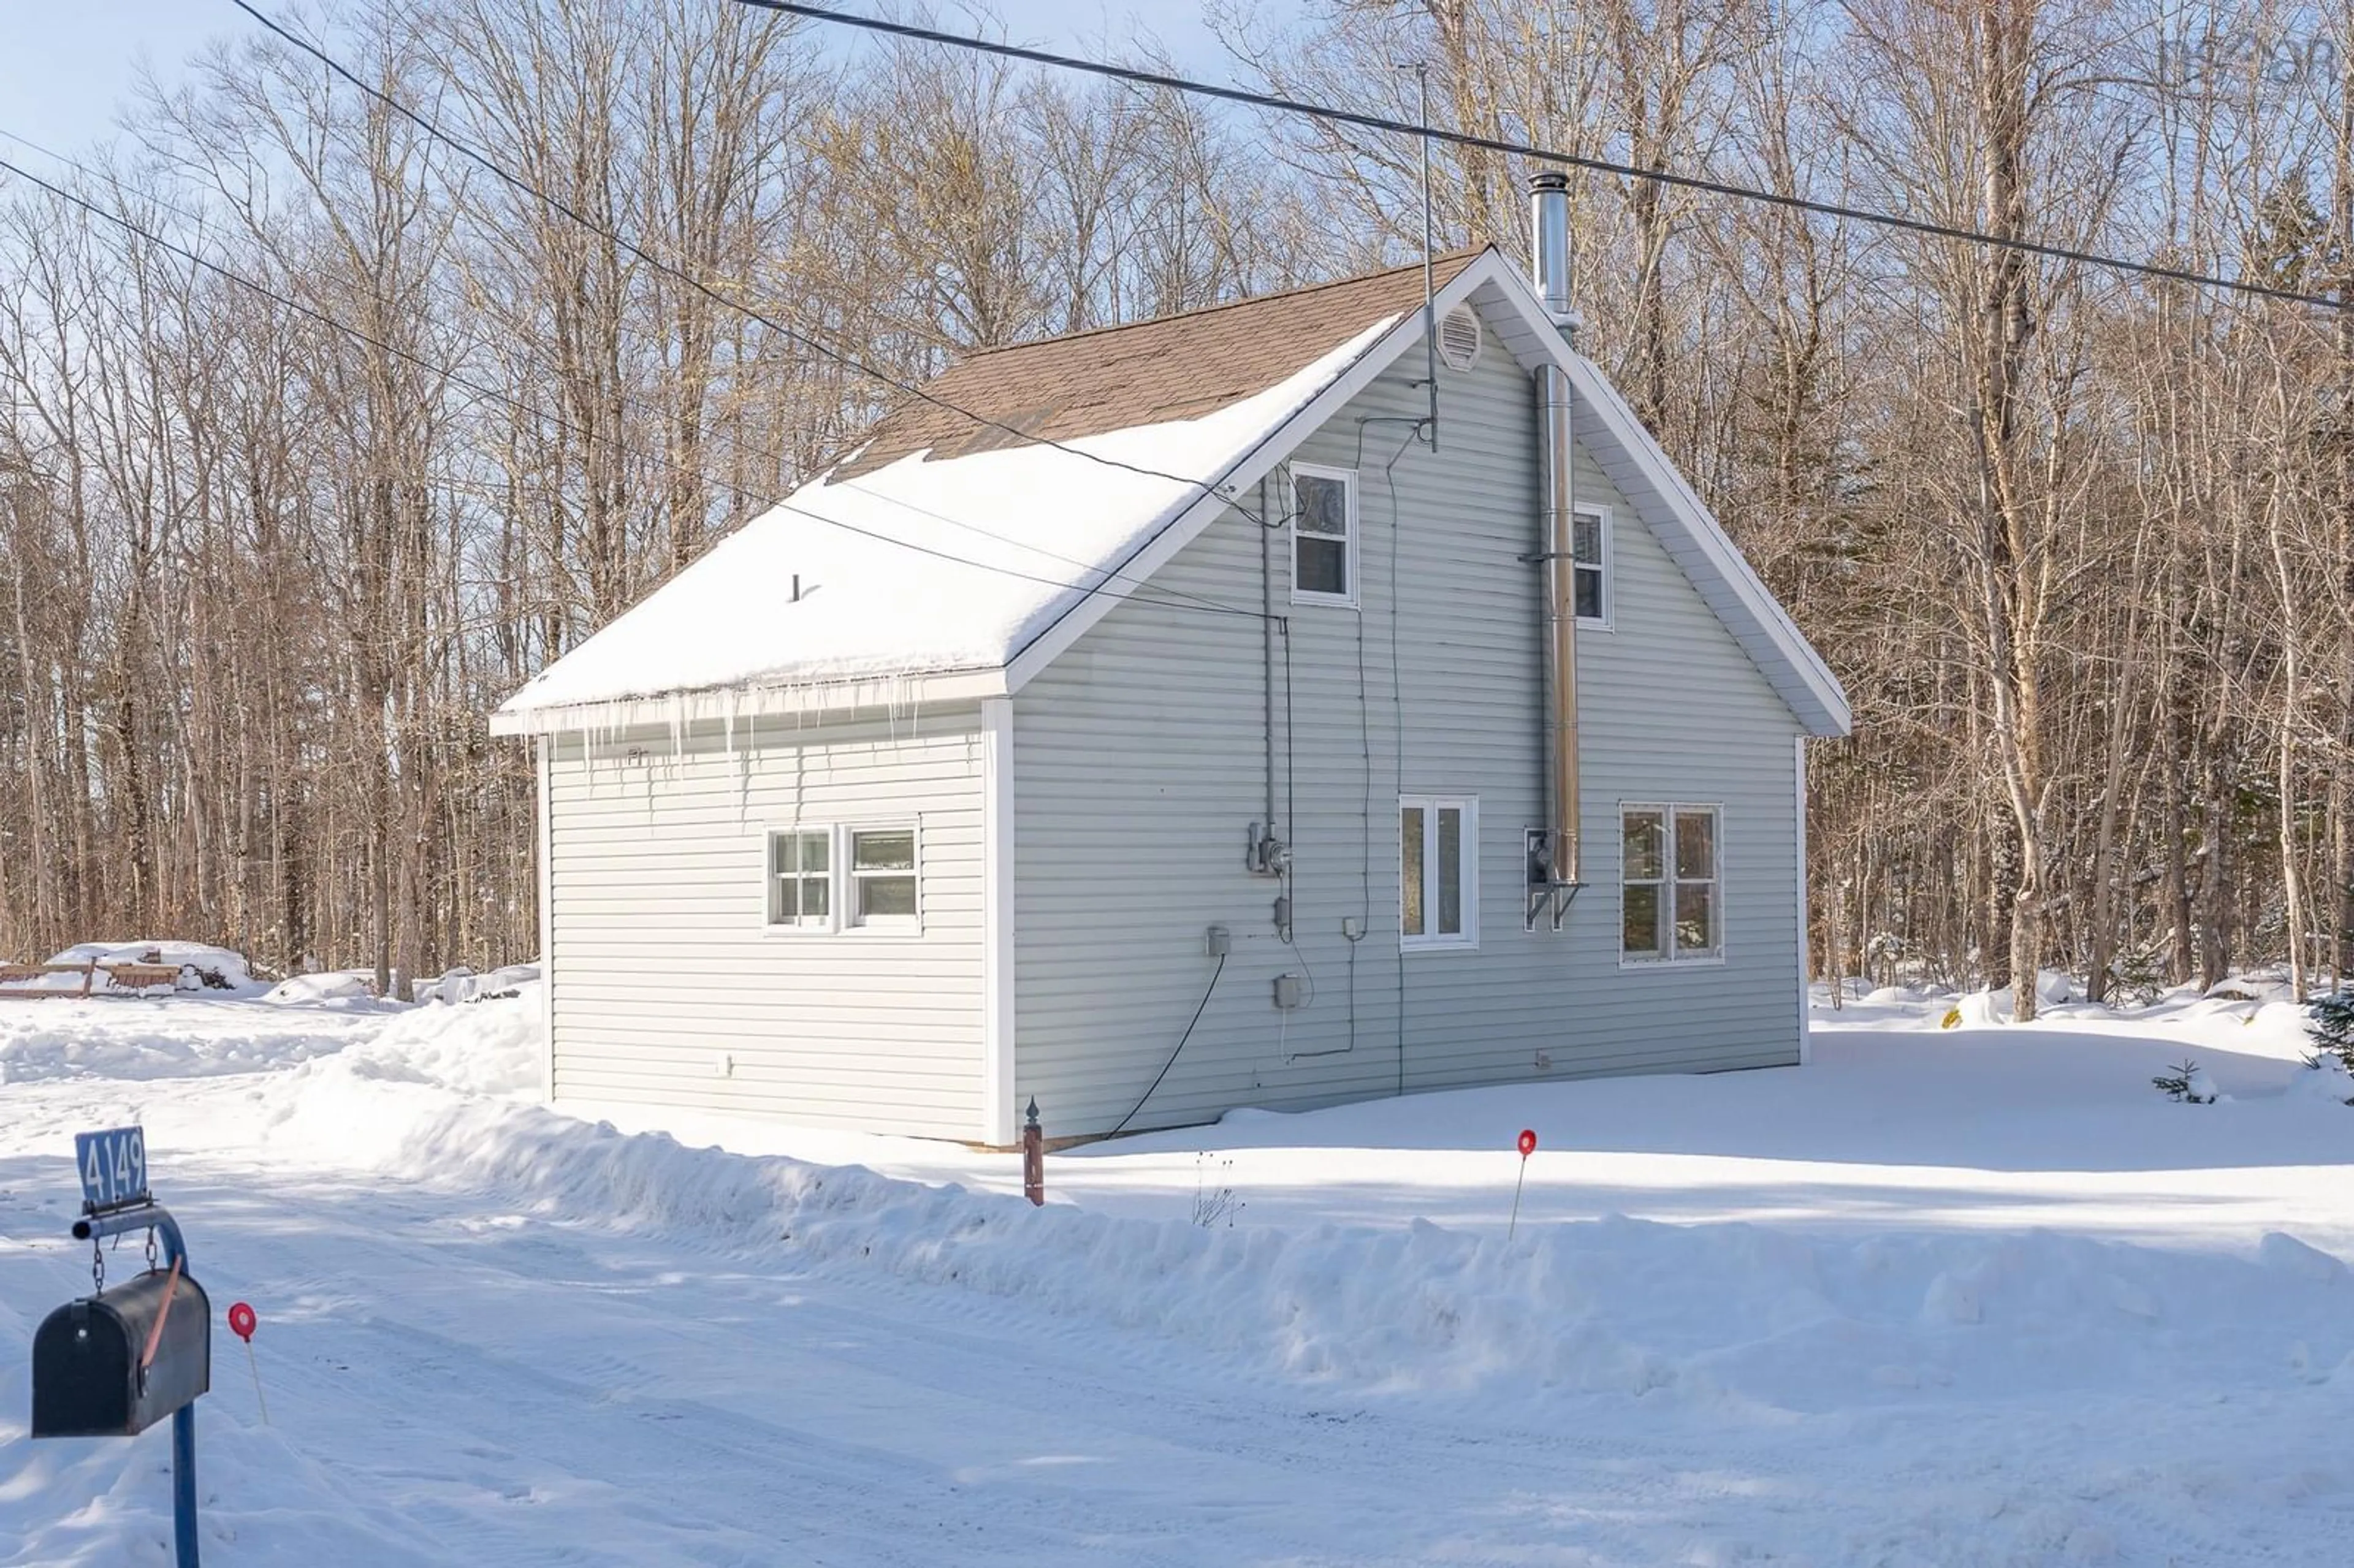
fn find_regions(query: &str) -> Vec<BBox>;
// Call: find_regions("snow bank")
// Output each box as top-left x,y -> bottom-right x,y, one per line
409,962 -> 539,1005
343,1089 -> 2354,1420
258,970 -> 385,1006
324,981 -> 543,1097
0,995 -> 382,1084
0,970 -> 538,1092
2290,1056 -> 2354,1105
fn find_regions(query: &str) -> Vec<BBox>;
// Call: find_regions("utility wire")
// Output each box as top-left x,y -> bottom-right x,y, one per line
0,122 -> 1256,621
0,154 -> 1272,628
224,0 -> 1288,519
739,0 -> 2347,312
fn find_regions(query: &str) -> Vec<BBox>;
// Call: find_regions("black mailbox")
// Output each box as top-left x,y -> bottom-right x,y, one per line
31,1267 -> 211,1438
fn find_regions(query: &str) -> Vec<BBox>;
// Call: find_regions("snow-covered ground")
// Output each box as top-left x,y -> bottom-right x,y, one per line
2,979 -> 2349,1564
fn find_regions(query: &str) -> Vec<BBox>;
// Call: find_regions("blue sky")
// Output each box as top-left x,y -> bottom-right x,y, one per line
0,1 -> 1245,164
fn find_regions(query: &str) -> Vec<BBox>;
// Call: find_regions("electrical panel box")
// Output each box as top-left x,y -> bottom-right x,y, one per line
1273,973 -> 1304,1010
1205,925 -> 1231,957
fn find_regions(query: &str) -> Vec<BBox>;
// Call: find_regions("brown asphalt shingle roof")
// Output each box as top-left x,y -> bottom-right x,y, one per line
832,248 -> 1488,479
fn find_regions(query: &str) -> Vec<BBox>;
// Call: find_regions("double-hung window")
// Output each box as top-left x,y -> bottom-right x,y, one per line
848,828 -> 919,928
765,824 -> 921,934
1621,804 -> 1720,962
1572,506 -> 1610,625
1290,463 -> 1358,606
1400,795 -> 1477,950
769,829 -> 831,927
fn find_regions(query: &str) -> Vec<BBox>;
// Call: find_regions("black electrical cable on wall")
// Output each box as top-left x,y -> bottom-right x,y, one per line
1107,953 -> 1227,1138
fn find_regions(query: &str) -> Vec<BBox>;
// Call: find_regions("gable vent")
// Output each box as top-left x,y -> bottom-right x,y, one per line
1436,305 -> 1483,372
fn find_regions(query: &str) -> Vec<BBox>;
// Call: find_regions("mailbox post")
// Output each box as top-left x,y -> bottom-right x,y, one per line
30,1126 -> 208,1568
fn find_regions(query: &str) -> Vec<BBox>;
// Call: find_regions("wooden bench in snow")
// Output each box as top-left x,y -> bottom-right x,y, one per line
0,956 -> 187,998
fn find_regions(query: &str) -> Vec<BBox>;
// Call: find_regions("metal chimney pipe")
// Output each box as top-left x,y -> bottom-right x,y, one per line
1531,173 -> 1582,922
1532,170 -> 1574,329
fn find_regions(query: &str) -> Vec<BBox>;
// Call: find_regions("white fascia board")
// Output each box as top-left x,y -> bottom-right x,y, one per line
1353,249 -> 1851,738
1003,254 -> 1509,693
1559,356 -> 1853,738
490,666 -> 1010,737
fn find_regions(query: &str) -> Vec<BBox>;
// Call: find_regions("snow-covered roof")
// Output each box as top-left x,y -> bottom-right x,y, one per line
492,248 -> 1848,739
493,256 -> 1476,733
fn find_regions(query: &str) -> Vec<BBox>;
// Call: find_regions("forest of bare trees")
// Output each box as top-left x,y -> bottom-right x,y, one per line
5,0 -> 2354,1014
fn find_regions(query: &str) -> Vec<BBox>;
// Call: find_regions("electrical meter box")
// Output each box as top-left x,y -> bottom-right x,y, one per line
32,1268 -> 211,1438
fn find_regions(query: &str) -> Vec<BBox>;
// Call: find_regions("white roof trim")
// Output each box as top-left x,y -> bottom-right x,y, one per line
1557,357 -> 1850,737
487,666 -> 1008,737
1006,248 -> 1851,738
1004,256 -> 1501,690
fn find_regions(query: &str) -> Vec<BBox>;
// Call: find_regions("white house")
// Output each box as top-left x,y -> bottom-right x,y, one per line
490,180 -> 1851,1145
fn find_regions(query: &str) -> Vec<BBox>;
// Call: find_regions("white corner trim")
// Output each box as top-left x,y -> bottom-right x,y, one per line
1796,734 -> 1813,1067
535,736 -> 557,1105
980,696 -> 1017,1146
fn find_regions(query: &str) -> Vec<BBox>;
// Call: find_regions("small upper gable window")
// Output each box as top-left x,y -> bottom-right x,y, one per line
1290,463 -> 1357,607
1573,506 -> 1610,626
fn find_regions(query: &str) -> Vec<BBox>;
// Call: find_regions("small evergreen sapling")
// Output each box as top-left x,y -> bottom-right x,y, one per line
2152,1060 -> 2214,1103
2305,992 -> 2354,1073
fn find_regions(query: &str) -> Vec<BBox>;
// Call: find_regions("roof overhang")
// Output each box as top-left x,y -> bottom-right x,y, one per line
489,665 -> 1008,738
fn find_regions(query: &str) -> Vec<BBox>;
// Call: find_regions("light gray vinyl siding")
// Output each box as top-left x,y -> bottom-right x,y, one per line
543,709 -> 986,1138
1011,321 -> 1805,1136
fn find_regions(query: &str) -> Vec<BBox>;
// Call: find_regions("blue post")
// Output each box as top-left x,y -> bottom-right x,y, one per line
74,1205 -> 198,1568
172,1402 -> 198,1567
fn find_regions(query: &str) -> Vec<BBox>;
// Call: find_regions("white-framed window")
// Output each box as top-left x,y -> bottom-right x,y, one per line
848,826 -> 920,929
1400,794 -> 1478,951
1290,463 -> 1358,607
1573,506 -> 1610,626
764,823 -> 921,934
768,828 -> 832,927
1621,804 -> 1721,963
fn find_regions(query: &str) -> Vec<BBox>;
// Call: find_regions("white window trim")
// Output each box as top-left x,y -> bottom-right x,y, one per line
1289,462 -> 1360,609
1574,503 -> 1613,630
761,821 -> 924,938
1618,802 -> 1724,968
1400,794 -> 1480,953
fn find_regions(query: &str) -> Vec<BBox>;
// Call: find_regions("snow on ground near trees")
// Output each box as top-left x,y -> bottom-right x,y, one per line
1,981 -> 2349,1564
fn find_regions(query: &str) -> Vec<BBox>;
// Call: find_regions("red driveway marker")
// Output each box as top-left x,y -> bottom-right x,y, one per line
226,1302 -> 267,1423
1508,1130 -> 1538,1240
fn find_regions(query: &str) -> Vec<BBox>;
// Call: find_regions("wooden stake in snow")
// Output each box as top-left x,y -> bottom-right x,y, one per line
1507,1128 -> 1537,1240
227,1301 -> 267,1424
1021,1098 -> 1045,1207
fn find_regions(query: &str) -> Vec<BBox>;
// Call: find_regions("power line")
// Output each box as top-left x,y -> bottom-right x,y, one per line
737,0 -> 2346,313
0,121 -> 1255,618
0,154 -> 1271,630
223,0 -> 1284,521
